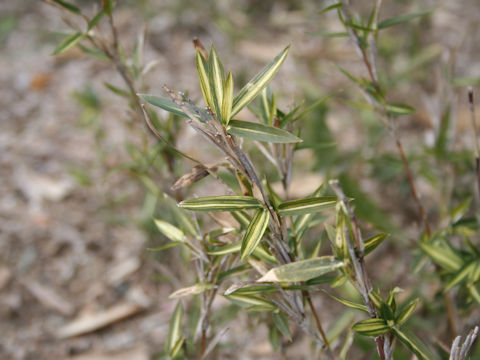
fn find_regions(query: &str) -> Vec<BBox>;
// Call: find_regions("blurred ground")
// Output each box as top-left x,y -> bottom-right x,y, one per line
1,0 -> 479,359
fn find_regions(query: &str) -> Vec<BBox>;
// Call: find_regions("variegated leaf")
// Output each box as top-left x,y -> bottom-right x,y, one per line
227,119 -> 302,143
278,196 -> 337,216
241,209 -> 270,260
154,219 -> 185,242
179,196 -> 263,212
231,46 -> 290,117
257,256 -> 344,282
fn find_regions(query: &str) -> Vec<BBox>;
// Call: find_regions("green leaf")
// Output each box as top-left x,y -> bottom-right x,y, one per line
154,219 -> 185,242
364,233 -> 388,255
139,94 -> 188,118
378,10 -> 432,29
196,51 -> 214,110
164,194 -> 199,238
52,32 -> 84,55
104,82 -> 130,98
227,119 -> 302,143
226,294 -> 276,311
77,44 -> 109,61
278,196 -> 337,216
273,312 -> 292,341
385,103 -> 416,116
87,10 -> 105,30
231,45 -> 290,117
51,0 -> 81,14
147,242 -> 181,252
318,3 -> 342,15
222,71 -> 234,124
241,209 -> 270,260
396,298 -> 419,326
208,46 -> 225,122
169,337 -> 184,359
450,198 -> 472,223
209,240 -> 277,263
445,261 -> 475,291
292,94 -> 333,123
420,242 -> 463,272
327,292 -> 368,313
310,31 -> 349,38
169,283 -> 214,298
102,0 -> 114,16
166,302 -> 183,354
179,196 -> 263,212
392,327 -> 436,360
352,318 -> 390,337
257,256 -> 344,282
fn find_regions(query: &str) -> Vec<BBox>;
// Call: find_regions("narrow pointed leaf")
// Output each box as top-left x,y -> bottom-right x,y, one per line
327,292 -> 368,313
139,94 -> 188,118
166,302 -> 183,353
445,262 -> 475,291
209,240 -> 276,263
318,3 -> 342,14
378,10 -> 432,29
53,32 -> 85,55
231,45 -> 290,117
226,294 -> 276,310
154,219 -> 185,242
396,298 -> 420,326
169,283 -> 214,299
420,242 -> 463,272
227,119 -> 302,143
179,196 -> 262,212
257,256 -> 344,282
208,46 -> 225,122
51,0 -> 81,14
392,327 -> 436,360
364,233 -> 388,255
169,337 -> 184,359
221,71 -> 234,124
87,10 -> 105,30
352,318 -> 390,337
241,209 -> 270,260
278,196 -> 337,216
273,312 -> 292,341
196,51 -> 214,110
386,103 -> 416,116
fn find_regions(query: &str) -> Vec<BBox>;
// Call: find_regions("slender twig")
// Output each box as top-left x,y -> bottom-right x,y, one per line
468,87 -> 480,205
330,179 -> 387,360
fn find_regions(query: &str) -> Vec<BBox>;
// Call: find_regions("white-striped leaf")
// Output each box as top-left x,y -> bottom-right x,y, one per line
420,242 -> 463,272
364,233 -> 388,255
352,318 -> 390,337
396,298 -> 419,326
196,51 -> 214,110
139,94 -> 188,118
241,209 -> 270,260
209,240 -> 276,263
226,293 -> 276,311
227,119 -> 302,143
222,71 -> 234,124
179,196 -> 263,212
169,283 -> 214,298
257,256 -> 344,282
392,327 -> 436,360
154,219 -> 185,242
166,302 -> 183,354
278,196 -> 337,216
208,46 -> 225,122
231,45 -> 290,117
